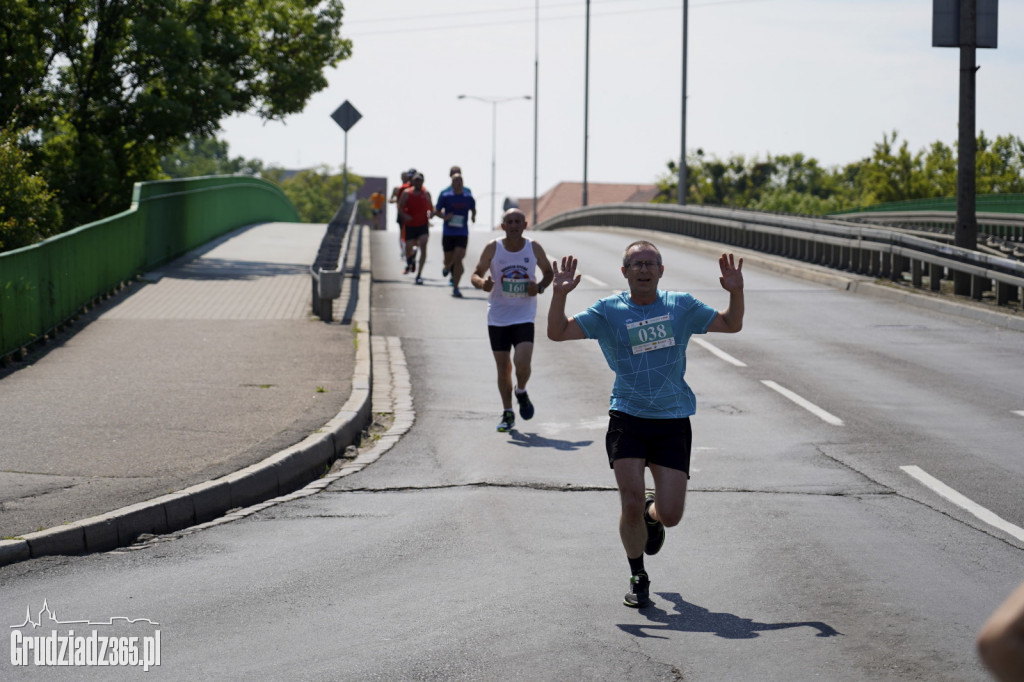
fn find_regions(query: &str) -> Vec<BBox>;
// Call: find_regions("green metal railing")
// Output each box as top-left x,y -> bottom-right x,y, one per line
0,175 -> 299,358
833,194 -> 1024,215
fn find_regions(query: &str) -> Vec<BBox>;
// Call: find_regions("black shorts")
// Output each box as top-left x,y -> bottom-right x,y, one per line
442,235 -> 468,253
605,410 -> 692,475
405,224 -> 429,240
488,323 -> 535,352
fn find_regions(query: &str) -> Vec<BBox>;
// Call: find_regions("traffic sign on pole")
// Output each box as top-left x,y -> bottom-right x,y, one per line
330,101 -> 361,204
330,101 -> 361,132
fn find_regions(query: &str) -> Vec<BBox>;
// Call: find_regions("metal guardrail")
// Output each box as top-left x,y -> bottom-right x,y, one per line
310,199 -> 359,322
535,203 -> 1024,308
836,211 -> 1024,255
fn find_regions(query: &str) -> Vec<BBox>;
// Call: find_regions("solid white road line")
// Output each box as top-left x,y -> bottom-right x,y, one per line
1013,410 -> 1024,418
692,337 -> 747,367
900,465 -> 1024,543
760,380 -> 844,426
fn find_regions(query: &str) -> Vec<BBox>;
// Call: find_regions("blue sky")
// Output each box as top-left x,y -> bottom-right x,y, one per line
220,0 -> 1023,229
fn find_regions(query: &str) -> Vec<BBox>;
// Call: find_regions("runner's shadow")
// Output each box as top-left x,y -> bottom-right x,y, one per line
508,430 -> 593,452
617,593 -> 842,640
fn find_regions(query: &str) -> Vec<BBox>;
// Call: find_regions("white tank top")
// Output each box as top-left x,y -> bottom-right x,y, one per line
487,238 -> 538,326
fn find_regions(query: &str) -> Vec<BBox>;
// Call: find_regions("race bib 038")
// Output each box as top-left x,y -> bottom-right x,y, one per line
626,315 -> 675,354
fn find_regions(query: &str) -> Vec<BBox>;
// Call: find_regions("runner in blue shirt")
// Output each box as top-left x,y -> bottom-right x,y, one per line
435,173 -> 476,298
547,240 -> 744,608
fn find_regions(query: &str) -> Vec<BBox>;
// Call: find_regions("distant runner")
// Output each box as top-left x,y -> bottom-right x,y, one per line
435,173 -> 476,298
397,172 -> 434,285
389,170 -> 413,263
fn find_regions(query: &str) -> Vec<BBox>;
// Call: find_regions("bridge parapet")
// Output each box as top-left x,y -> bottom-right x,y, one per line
537,203 -> 1024,312
1,175 -> 299,360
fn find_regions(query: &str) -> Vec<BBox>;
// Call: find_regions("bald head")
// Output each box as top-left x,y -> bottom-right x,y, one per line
502,208 -> 526,227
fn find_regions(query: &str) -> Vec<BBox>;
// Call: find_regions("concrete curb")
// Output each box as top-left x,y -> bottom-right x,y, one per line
0,226 -> 374,568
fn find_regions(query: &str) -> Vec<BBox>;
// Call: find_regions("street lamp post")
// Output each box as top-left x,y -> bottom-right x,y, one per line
583,0 -> 590,207
458,94 -> 531,229
679,0 -> 688,205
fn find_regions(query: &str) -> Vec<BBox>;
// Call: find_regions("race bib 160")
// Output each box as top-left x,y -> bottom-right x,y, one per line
501,279 -> 530,298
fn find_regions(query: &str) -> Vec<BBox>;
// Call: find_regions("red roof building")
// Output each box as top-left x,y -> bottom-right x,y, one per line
513,181 -> 660,227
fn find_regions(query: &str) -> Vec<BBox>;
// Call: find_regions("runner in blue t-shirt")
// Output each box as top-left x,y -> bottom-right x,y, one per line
435,173 -> 476,298
547,240 -> 744,608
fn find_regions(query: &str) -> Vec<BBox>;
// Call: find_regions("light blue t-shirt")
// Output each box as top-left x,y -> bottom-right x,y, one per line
573,290 -> 718,419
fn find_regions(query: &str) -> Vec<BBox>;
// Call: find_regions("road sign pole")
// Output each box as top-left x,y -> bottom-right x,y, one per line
343,130 -> 349,202
330,100 -> 362,209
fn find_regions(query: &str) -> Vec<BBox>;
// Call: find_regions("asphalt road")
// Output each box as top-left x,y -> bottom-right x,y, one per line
1,227 -> 1021,680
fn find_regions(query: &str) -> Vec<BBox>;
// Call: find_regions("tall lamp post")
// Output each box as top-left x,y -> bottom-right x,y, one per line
533,0 -> 540,226
583,0 -> 590,206
678,0 -> 688,205
458,94 -> 532,229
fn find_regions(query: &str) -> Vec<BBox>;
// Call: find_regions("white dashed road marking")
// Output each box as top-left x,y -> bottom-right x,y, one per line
692,337 -> 747,367
581,274 -> 616,291
900,465 -> 1024,543
760,380 -> 844,426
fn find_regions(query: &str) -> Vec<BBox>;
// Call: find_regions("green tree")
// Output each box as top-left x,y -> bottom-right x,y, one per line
2,1 -> 352,229
160,134 -> 264,179
975,133 -> 1024,194
855,131 -> 925,203
267,166 -> 363,223
0,129 -> 62,252
657,149 -> 851,211
919,140 -> 958,198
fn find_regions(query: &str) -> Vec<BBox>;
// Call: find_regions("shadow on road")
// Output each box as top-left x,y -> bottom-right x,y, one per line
507,430 -> 594,451
617,593 -> 842,640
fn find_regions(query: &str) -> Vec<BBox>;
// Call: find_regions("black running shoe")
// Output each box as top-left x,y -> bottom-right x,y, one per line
415,276 -> 424,285
644,491 -> 665,556
624,572 -> 651,608
496,410 -> 515,432
515,391 -> 535,420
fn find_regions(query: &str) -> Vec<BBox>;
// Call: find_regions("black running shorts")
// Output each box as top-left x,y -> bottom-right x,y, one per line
442,235 -> 468,253
605,410 -> 692,475
488,323 -> 535,352
405,224 -> 429,240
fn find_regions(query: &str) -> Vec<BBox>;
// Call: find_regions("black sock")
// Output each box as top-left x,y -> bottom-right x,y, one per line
628,555 -> 645,576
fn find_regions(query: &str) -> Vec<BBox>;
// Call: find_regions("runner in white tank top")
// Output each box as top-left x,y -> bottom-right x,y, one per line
470,208 -> 554,432
486,236 -> 539,326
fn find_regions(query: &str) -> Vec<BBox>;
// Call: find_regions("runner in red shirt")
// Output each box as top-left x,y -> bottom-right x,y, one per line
397,172 -> 434,285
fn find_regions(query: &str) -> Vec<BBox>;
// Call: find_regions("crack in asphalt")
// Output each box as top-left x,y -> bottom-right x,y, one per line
325,482 -> 896,497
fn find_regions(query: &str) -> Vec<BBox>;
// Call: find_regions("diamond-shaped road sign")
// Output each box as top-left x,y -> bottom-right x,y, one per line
330,101 -> 362,132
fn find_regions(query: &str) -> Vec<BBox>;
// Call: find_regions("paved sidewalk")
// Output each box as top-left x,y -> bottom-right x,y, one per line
0,222 -> 371,565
